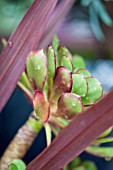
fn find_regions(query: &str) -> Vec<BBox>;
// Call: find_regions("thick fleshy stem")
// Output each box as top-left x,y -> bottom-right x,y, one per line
0,113 -> 42,170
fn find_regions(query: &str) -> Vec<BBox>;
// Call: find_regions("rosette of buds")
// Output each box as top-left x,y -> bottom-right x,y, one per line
1,36 -> 113,170
25,35 -> 103,123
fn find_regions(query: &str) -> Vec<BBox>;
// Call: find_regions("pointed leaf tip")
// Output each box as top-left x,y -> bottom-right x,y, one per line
33,91 -> 50,123
58,46 -> 72,65
57,93 -> 83,119
47,46 -> 56,79
26,50 -> 47,91
52,34 -> 59,53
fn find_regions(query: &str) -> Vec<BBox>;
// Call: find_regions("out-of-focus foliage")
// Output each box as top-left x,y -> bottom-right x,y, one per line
0,0 -> 33,35
0,0 -> 112,42
81,0 -> 113,41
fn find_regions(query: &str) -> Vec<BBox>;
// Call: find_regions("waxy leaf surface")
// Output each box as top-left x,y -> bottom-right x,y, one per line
82,161 -> 97,170
26,50 -> 47,91
52,66 -> 72,98
49,66 -> 72,110
47,46 -> 56,80
58,46 -> 72,65
68,157 -> 81,169
99,127 -> 112,138
8,159 -> 26,170
52,34 -> 59,54
57,93 -> 83,119
61,55 -> 72,71
82,77 -> 103,105
76,68 -> 91,77
72,55 -> 86,69
19,72 -> 32,91
33,91 -> 50,123
94,137 -> 113,145
72,74 -> 88,97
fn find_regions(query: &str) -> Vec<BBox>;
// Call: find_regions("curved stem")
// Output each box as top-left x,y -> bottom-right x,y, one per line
0,113 -> 42,170
17,81 -> 33,103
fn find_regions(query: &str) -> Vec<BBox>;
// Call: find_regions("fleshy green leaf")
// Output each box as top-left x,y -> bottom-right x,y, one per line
47,46 -> 56,88
83,161 -> 97,170
57,93 -> 83,119
47,46 -> 56,78
26,50 -> 47,91
58,46 -> 72,65
73,161 -> 97,170
43,80 -> 48,99
86,146 -> 113,158
82,77 -> 103,105
19,71 -> 32,91
26,90 -> 113,170
8,159 -> 26,170
52,34 -> 59,54
72,74 -> 88,97
94,137 -> 113,145
72,55 -> 86,69
49,66 -> 72,112
52,66 -> 72,99
75,68 -> 91,77
9,164 -> 18,170
74,166 -> 85,170
61,55 -> 72,71
99,127 -> 112,138
33,91 -> 50,123
68,157 -> 81,169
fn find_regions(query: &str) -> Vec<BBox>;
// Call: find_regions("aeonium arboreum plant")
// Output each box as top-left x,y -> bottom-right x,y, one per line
1,35 -> 113,170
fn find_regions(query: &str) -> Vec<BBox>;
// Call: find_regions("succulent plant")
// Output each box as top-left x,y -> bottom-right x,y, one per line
25,35 -> 103,123
2,35 -> 112,170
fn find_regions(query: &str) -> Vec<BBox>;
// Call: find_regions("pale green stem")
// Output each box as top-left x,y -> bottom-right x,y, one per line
17,81 -> 33,102
19,72 -> 33,92
44,123 -> 52,146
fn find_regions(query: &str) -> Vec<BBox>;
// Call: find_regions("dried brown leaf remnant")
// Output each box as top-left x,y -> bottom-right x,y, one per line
0,0 -> 58,112
27,90 -> 113,170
